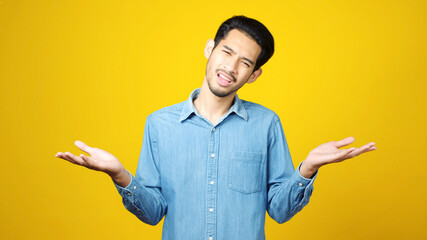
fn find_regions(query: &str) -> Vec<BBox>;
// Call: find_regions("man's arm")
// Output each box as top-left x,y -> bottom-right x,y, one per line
266,119 -> 317,223
266,120 -> 377,224
55,120 -> 167,226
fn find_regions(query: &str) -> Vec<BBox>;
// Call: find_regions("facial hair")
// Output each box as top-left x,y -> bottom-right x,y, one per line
206,68 -> 249,98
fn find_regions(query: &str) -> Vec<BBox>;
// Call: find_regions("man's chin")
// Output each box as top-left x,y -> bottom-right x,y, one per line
209,86 -> 233,98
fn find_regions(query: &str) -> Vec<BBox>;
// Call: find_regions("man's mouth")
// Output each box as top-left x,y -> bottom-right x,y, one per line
217,72 -> 233,83
216,69 -> 236,85
216,71 -> 235,87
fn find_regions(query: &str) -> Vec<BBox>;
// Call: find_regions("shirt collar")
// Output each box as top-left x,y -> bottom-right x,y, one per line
179,88 -> 248,122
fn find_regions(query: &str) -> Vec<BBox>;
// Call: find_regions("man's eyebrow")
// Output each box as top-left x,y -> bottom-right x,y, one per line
223,45 -> 255,66
223,45 -> 236,53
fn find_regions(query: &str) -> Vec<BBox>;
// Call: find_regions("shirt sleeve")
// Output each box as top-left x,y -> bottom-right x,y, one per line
266,118 -> 318,224
113,115 -> 167,225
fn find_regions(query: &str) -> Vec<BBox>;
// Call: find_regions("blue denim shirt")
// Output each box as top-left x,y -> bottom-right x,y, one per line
115,88 -> 317,240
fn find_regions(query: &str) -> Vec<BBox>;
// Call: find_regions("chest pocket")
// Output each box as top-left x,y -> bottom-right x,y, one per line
228,151 -> 264,194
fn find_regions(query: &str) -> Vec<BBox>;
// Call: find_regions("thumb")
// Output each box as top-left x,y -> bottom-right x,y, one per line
75,140 -> 94,154
334,136 -> 355,148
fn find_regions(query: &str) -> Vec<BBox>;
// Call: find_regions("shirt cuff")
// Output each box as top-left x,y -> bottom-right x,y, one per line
297,161 -> 318,180
291,162 -> 317,189
114,170 -> 136,195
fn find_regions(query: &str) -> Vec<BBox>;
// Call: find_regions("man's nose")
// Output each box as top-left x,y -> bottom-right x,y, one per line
224,58 -> 239,74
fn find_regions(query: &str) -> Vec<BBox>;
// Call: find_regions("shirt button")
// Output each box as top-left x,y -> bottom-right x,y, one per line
209,208 -> 214,212
298,183 -> 303,187
209,237 -> 213,240
127,192 -> 132,196
133,186 -> 137,190
212,128 -> 216,132
210,181 -> 215,185
211,153 -> 215,158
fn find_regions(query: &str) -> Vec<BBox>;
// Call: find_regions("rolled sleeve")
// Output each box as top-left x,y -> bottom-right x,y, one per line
113,170 -> 167,226
288,162 -> 317,215
114,170 -> 135,197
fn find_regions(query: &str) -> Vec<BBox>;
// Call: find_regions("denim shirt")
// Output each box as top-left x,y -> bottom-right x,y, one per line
115,88 -> 317,240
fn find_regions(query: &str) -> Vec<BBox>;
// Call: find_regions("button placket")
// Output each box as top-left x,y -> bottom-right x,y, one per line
205,126 -> 218,240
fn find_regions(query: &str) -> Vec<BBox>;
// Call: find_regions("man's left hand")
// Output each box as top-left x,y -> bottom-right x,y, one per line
299,137 -> 377,178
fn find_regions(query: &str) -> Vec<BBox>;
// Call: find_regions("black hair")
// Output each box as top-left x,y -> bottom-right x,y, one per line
213,15 -> 274,71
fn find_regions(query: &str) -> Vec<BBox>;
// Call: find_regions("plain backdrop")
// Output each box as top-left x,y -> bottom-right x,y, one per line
0,0 -> 426,239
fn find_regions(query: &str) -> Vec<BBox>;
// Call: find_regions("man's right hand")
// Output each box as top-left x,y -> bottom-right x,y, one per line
55,140 -> 131,187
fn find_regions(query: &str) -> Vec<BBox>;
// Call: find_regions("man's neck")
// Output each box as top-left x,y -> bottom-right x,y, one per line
193,80 -> 235,126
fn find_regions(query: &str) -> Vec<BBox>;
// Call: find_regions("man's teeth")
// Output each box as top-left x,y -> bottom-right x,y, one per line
219,73 -> 232,82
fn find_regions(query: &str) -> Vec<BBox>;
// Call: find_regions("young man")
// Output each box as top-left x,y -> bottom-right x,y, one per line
56,16 -> 376,240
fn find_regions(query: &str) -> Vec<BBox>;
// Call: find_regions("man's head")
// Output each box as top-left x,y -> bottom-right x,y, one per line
203,16 -> 275,98
213,15 -> 274,72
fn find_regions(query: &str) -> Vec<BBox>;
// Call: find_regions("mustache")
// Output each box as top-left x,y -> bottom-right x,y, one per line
216,69 -> 236,82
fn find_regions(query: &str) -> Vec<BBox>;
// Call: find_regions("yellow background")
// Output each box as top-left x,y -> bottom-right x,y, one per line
1,0 -> 426,239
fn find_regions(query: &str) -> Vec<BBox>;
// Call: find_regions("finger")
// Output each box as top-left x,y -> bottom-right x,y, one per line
340,147 -> 356,156
64,152 -> 86,166
353,142 -> 376,154
334,148 -> 356,160
74,140 -> 95,155
364,145 -> 377,152
80,154 -> 101,171
56,152 -> 77,164
55,152 -> 68,161
62,152 -> 76,163
55,152 -> 64,158
333,136 -> 355,148
361,142 -> 376,151
346,144 -> 376,158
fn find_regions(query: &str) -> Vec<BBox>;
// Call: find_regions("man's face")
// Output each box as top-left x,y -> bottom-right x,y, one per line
204,29 -> 262,98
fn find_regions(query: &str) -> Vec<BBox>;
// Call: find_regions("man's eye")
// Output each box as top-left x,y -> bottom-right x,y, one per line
242,62 -> 250,67
223,50 -> 231,55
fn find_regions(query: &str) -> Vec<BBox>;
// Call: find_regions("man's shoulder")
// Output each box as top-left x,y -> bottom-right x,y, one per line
240,99 -> 280,121
147,101 -> 185,121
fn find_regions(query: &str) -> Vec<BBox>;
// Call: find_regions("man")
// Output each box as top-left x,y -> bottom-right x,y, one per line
56,16 -> 376,240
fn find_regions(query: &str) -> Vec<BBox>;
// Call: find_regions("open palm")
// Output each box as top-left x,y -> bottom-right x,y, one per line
305,137 -> 377,168
55,140 -> 124,176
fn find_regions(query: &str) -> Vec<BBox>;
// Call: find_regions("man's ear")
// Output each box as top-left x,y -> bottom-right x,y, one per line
204,39 -> 215,59
247,68 -> 262,84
